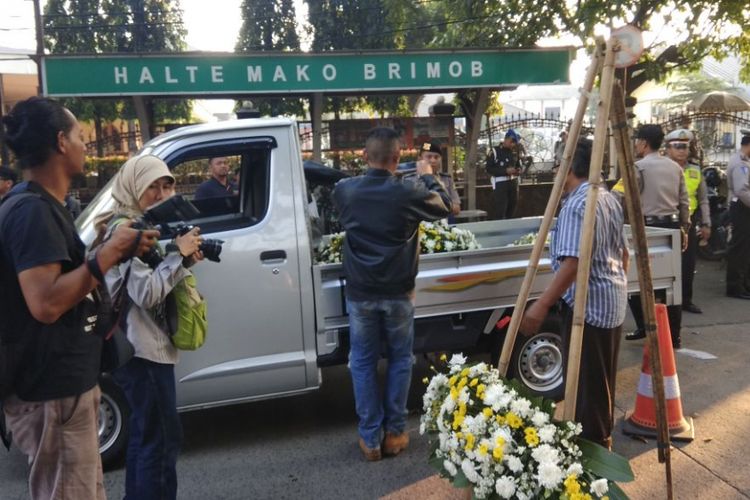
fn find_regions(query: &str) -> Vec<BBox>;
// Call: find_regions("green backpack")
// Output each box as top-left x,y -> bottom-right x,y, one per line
167,274 -> 208,351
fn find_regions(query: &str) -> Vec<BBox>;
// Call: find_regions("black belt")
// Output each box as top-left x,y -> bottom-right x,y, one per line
644,214 -> 678,225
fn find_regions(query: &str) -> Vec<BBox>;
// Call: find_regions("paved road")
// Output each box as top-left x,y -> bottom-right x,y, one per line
2,259 -> 749,499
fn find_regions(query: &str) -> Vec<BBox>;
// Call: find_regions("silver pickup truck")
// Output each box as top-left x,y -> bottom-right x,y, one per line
76,118 -> 682,465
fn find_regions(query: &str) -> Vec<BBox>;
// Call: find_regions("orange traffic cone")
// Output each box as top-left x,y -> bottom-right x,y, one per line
623,303 -> 694,441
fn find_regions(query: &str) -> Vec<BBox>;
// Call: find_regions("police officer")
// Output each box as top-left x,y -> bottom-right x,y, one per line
725,134 -> 750,299
486,129 -> 522,219
625,124 -> 690,349
665,129 -> 711,313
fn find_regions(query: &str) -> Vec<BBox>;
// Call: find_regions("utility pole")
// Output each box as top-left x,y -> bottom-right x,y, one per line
32,0 -> 44,95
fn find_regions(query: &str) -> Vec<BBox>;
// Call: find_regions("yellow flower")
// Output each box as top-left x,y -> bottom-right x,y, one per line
440,353 -> 448,362
478,443 -> 489,456
476,384 -> 486,398
456,432 -> 464,440
495,415 -> 506,425
482,408 -> 493,419
449,375 -> 458,386
458,403 -> 467,416
493,437 -> 505,461
469,378 -> 479,387
450,387 -> 459,401
524,427 -> 540,447
464,433 -> 475,450
422,377 -> 429,384
457,377 -> 468,390
505,412 -> 522,429
460,368 -> 470,377
564,474 -> 581,495
452,412 -> 465,430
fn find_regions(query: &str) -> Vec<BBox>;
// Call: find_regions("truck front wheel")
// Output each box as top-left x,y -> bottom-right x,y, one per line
98,375 -> 130,469
508,318 -> 565,401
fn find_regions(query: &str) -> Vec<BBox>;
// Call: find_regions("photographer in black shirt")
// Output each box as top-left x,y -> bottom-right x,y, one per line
0,97 -> 158,500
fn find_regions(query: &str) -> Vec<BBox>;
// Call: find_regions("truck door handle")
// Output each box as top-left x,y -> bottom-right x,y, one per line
260,250 -> 287,262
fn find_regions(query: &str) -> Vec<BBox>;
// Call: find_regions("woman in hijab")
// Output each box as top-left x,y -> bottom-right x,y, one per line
105,155 -> 203,500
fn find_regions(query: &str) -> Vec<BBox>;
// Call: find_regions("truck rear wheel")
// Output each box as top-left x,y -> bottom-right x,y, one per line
508,318 -> 565,401
98,376 -> 129,469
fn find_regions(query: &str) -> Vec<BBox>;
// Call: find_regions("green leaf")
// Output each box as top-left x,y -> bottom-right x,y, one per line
607,481 -> 631,500
577,438 -> 635,482
428,453 -> 444,473
452,470 -> 470,488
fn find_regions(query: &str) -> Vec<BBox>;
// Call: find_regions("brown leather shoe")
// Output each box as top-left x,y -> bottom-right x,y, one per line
383,432 -> 409,456
358,438 -> 382,462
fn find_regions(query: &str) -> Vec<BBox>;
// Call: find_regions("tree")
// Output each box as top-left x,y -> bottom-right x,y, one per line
235,0 -> 304,117
101,0 -> 191,125
44,0 -> 120,156
305,0 -> 411,117
44,0 -> 192,147
659,72 -> 741,111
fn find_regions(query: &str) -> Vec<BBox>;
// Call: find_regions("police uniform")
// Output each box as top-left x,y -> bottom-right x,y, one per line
725,138 -> 750,298
665,129 -> 711,313
626,148 -> 690,348
486,130 -> 521,219
401,142 -> 461,222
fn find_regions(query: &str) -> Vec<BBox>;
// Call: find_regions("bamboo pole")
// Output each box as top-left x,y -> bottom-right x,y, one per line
497,39 -> 605,375
562,38 -> 618,420
610,82 -> 674,497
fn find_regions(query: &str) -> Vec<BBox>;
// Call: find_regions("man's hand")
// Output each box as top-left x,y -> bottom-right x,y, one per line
519,300 -> 549,337
416,159 -> 433,176
100,221 -> 160,266
680,228 -> 688,252
699,225 -> 711,241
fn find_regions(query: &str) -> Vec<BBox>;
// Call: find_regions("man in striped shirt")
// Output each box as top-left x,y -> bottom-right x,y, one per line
520,138 -> 628,448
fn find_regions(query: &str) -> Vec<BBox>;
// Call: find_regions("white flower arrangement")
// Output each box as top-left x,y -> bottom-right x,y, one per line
507,232 -> 550,247
420,355 -> 634,500
315,221 -> 481,264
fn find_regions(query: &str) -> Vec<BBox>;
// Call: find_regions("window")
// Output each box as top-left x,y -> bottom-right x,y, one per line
164,138 -> 275,233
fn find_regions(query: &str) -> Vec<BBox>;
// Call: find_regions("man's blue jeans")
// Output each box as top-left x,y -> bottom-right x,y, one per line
113,357 -> 182,500
346,297 -> 415,449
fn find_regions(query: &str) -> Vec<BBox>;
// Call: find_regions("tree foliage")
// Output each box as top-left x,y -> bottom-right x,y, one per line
235,0 -> 305,117
305,0 -> 411,117
43,0 -> 191,131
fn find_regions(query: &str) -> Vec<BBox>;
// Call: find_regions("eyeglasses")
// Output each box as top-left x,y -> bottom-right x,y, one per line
669,143 -> 689,150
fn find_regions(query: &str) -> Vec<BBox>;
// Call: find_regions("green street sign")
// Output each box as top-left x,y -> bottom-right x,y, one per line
42,49 -> 572,97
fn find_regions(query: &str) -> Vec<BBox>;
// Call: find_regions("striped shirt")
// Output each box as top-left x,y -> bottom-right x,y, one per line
550,182 -> 628,328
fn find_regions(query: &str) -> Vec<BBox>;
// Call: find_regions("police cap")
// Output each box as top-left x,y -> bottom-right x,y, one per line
419,141 -> 442,155
664,128 -> 693,143
505,129 -> 520,143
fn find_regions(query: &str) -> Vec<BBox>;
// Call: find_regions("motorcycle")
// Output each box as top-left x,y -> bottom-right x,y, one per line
697,165 -> 732,261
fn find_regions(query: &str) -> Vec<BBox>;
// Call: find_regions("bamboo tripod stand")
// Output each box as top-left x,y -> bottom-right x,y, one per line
496,37 -> 674,498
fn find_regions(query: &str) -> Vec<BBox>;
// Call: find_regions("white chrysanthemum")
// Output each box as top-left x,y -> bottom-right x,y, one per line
458,389 -> 471,405
505,455 -> 523,473
531,444 -> 561,465
531,411 -> 549,427
538,424 -> 557,443
566,463 -> 584,476
469,362 -> 488,376
591,478 -> 609,496
537,462 -> 564,489
495,476 -> 517,499
444,459 -> 458,477
482,384 -> 505,406
449,353 -> 467,366
419,422 -> 426,435
510,398 -> 532,418
461,459 -> 480,483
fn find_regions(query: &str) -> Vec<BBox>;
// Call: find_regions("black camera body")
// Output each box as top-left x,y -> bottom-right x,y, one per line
132,196 -> 224,267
